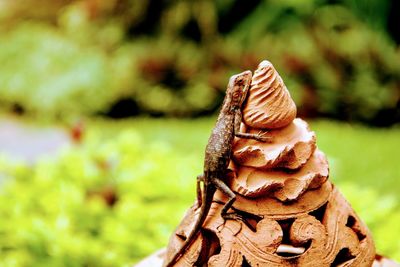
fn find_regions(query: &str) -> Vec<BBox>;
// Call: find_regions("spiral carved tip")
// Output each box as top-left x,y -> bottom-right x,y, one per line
243,60 -> 297,129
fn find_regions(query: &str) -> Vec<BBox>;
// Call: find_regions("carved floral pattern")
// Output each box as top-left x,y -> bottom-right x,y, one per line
165,184 -> 375,266
233,119 -> 316,170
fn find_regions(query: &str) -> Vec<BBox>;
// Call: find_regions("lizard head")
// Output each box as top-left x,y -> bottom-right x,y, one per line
228,70 -> 253,110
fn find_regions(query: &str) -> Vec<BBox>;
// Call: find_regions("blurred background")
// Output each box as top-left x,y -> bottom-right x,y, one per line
0,0 -> 399,266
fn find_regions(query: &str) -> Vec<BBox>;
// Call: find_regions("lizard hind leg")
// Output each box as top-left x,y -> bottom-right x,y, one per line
212,178 -> 243,222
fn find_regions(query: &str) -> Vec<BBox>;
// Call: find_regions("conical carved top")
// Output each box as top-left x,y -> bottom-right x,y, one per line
242,60 -> 297,129
231,61 -> 328,202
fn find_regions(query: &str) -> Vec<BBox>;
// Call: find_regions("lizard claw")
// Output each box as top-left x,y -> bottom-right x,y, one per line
216,213 -> 238,232
256,130 -> 273,143
222,212 -> 245,222
216,221 -> 225,232
218,213 -> 244,235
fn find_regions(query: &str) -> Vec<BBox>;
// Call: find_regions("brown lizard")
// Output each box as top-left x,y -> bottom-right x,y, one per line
164,70 -> 270,267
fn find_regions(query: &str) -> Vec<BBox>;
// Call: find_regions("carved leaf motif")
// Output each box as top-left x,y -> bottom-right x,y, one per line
164,182 -> 376,267
230,149 -> 329,201
225,180 -> 332,219
164,205 -> 204,267
233,119 -> 316,170
208,217 -> 283,267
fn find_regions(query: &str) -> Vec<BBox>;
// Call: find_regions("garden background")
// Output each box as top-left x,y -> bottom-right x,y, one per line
0,0 -> 399,266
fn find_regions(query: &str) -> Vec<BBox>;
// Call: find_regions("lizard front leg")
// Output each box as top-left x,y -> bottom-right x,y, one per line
234,110 -> 272,142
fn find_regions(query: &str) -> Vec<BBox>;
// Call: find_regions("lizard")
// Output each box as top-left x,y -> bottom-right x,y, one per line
164,70 -> 270,267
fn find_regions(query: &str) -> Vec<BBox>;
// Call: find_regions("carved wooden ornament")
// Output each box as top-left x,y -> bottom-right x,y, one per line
150,60 -> 395,267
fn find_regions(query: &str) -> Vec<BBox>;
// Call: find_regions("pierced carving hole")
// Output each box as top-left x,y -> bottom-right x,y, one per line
346,215 -> 366,241
330,248 -> 355,266
277,219 -> 295,244
194,229 -> 221,266
276,219 -> 309,257
242,256 -> 251,267
346,215 -> 356,227
309,202 -> 328,222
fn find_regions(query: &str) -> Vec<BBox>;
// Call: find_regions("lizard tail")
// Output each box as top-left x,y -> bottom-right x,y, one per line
164,187 -> 215,267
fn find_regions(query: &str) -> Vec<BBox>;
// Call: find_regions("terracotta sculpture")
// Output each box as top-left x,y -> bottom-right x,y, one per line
135,60 -> 398,267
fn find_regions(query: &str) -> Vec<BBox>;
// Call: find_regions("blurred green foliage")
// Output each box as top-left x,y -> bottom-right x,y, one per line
0,2 -> 398,265
0,118 -> 399,266
0,0 -> 399,124
0,128 -> 197,266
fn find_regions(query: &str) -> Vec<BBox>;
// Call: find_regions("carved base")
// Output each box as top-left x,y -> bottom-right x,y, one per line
163,181 -> 377,266
134,250 -> 399,267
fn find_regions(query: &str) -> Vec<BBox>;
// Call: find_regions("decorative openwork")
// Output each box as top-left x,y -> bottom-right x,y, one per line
150,60 -> 393,267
